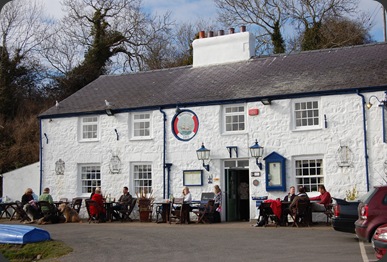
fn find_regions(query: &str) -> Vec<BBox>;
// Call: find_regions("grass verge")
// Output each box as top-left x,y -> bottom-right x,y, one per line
0,240 -> 72,261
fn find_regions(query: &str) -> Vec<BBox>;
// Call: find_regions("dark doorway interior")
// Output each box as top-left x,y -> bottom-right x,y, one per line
225,169 -> 249,221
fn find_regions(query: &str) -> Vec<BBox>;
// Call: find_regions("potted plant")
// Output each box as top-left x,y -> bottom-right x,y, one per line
345,185 -> 358,201
136,190 -> 154,222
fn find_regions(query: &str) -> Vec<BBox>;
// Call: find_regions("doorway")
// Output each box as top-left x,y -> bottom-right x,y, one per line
224,160 -> 249,222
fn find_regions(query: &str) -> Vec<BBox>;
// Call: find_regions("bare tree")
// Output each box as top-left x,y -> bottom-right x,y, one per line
0,0 -> 48,118
40,0 -> 172,98
214,0 -> 288,54
143,19 -> 219,70
284,0 -> 361,50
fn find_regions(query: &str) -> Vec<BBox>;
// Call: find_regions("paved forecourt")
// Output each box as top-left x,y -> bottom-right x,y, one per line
0,221 -> 373,262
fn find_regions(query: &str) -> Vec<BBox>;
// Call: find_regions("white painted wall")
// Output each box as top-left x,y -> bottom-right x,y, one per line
2,162 -> 40,202
40,91 -> 387,220
192,31 -> 255,67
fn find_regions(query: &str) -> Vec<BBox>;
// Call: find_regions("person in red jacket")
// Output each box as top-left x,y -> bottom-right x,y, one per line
310,185 -> 332,212
90,188 -> 106,221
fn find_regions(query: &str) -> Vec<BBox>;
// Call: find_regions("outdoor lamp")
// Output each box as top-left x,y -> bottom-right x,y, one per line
249,139 -> 264,170
366,91 -> 387,109
196,143 -> 210,171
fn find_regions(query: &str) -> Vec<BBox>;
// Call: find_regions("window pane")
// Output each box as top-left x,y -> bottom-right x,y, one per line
80,165 -> 101,194
224,105 -> 245,132
133,113 -> 151,138
133,164 -> 152,196
294,101 -> 320,128
295,158 -> 323,193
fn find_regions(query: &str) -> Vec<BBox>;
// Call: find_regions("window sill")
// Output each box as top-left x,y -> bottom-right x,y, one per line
130,137 -> 153,141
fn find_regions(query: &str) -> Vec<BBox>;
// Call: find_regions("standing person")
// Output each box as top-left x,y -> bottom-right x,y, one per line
112,186 -> 133,220
213,185 -> 222,223
21,188 -> 40,223
90,187 -> 106,222
238,179 -> 249,221
182,186 -> 192,204
310,185 -> 332,212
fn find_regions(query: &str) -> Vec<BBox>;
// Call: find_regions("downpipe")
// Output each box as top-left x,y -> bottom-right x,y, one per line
357,91 -> 370,192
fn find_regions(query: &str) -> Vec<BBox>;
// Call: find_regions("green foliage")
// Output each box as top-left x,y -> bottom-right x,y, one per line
271,21 -> 285,54
301,22 -> 323,51
0,240 -> 72,261
345,185 -> 359,201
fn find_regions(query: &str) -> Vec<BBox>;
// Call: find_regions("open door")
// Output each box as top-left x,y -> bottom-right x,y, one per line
225,169 -> 238,221
225,168 -> 249,221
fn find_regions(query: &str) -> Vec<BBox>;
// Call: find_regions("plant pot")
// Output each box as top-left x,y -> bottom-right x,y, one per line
140,210 -> 151,222
138,198 -> 152,222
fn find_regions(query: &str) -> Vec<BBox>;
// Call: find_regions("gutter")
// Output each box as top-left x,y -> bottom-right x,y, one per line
357,91 -> 370,192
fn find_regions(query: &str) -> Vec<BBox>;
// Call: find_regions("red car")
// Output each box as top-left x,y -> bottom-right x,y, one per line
355,185 -> 387,242
372,224 -> 387,260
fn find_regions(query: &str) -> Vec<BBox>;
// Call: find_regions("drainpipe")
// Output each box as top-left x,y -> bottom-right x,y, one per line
165,163 -> 172,198
357,91 -> 370,192
39,119 -> 43,195
159,108 -> 167,199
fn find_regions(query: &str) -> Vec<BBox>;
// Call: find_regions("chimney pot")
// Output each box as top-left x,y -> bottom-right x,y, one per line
229,28 -> 235,34
240,26 -> 246,32
199,31 -> 205,39
208,31 -> 214,37
218,30 -> 224,36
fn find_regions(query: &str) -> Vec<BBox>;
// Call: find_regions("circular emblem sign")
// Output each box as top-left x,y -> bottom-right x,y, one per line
171,110 -> 199,141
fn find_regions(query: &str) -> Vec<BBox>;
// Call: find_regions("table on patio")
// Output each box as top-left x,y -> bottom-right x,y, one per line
0,202 -> 18,220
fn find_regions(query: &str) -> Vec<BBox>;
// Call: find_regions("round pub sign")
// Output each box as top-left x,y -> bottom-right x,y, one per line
171,110 -> 199,141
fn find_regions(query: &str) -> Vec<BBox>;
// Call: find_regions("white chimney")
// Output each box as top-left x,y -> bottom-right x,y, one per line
192,30 -> 255,67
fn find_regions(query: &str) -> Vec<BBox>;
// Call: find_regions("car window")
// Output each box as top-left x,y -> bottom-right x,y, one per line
383,194 -> 387,205
359,188 -> 377,203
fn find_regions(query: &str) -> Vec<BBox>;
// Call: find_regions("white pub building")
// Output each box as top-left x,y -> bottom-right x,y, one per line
38,28 -> 387,221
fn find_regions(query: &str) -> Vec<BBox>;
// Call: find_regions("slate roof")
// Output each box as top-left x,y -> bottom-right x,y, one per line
40,42 -> 387,118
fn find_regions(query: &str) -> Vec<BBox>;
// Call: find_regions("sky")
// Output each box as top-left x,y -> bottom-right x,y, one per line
40,0 -> 387,42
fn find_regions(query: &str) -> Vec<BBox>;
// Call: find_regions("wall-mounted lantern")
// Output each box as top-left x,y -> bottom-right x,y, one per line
249,139 -> 264,170
196,143 -> 210,171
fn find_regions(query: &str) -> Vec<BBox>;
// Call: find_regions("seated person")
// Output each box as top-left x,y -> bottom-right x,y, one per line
38,187 -> 63,225
38,187 -> 54,211
21,188 -> 41,223
90,188 -> 106,222
283,186 -> 296,202
112,186 -> 133,220
281,186 -> 309,226
309,185 -> 332,212
183,186 -> 192,204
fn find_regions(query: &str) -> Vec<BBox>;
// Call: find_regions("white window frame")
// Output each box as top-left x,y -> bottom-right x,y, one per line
131,163 -> 152,196
292,98 -> 322,131
79,116 -> 99,142
223,104 -> 246,133
130,112 -> 152,139
79,164 -> 101,197
294,156 -> 324,193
